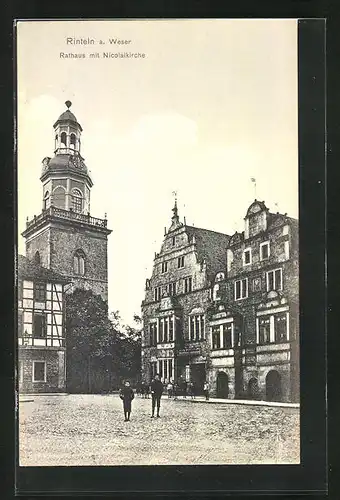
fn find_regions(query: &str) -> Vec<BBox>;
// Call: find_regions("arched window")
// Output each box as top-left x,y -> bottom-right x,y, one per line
60,132 -> 67,148
70,133 -> 76,150
43,191 -> 50,210
34,251 -> 41,265
52,186 -> 66,209
55,134 -> 58,149
73,250 -> 86,276
71,188 -> 83,213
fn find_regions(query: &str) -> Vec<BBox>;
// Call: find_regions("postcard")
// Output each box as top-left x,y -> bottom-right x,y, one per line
17,19 -> 300,468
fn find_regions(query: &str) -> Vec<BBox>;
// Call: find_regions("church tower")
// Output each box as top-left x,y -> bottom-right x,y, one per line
22,101 -> 112,302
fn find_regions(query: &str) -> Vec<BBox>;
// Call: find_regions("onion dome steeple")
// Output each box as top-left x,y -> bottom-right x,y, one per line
40,101 -> 93,214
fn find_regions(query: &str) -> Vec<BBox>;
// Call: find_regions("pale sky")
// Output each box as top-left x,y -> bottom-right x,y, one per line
17,19 -> 298,325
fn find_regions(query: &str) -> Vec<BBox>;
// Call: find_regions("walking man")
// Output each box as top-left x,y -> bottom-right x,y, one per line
203,381 -> 210,401
119,380 -> 135,421
150,374 -> 163,418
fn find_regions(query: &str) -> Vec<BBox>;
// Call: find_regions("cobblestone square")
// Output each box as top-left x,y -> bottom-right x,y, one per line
19,394 -> 300,466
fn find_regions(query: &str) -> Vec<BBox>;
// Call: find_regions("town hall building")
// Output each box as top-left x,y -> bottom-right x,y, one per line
141,199 -> 299,403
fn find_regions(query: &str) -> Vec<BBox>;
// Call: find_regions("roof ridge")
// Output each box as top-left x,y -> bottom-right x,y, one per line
186,225 -> 230,237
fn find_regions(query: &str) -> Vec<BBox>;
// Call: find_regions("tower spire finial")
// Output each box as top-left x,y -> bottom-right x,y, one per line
171,190 -> 178,220
65,100 -> 72,109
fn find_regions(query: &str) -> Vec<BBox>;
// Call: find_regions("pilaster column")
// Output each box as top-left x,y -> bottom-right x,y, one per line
255,317 -> 259,344
270,315 -> 275,343
286,311 -> 290,341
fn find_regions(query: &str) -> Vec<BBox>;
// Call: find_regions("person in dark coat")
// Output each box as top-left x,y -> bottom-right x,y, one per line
119,381 -> 135,421
150,374 -> 163,418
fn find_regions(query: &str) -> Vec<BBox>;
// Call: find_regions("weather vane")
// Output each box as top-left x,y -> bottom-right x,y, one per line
250,177 -> 257,199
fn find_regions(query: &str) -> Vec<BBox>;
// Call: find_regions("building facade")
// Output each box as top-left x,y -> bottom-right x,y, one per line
18,255 -> 69,393
141,200 -> 299,402
22,101 -> 112,302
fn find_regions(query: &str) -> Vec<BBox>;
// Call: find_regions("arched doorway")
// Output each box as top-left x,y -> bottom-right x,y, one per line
216,371 -> 229,398
248,377 -> 259,399
265,370 -> 282,402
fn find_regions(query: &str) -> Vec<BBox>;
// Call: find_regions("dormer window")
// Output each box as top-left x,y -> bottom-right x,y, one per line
243,248 -> 252,266
73,250 -> 86,276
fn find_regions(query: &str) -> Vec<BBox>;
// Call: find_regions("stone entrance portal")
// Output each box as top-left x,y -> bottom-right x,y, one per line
190,363 -> 206,394
265,370 -> 282,402
216,371 -> 229,399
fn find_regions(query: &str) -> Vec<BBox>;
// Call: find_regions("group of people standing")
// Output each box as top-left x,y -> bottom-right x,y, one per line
119,374 -> 164,421
119,376 -> 210,421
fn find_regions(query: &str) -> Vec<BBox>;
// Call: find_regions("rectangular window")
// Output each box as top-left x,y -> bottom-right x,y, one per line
266,268 -> 283,291
274,313 -> 287,342
34,282 -> 46,302
195,316 -> 200,341
159,319 -> 164,343
190,316 -> 195,340
222,324 -> 232,349
18,279 -> 23,300
161,261 -> 168,273
200,315 -> 205,339
33,361 -> 46,382
189,314 -> 205,340
184,277 -> 192,294
259,316 -> 271,344
172,237 -> 176,246
149,323 -> 157,346
168,282 -> 176,296
260,242 -> 270,260
154,286 -> 162,301
235,278 -> 248,300
164,318 -> 169,342
33,314 -> 46,338
177,256 -> 185,268
18,310 -> 24,337
243,248 -> 252,265
212,326 -> 221,349
169,359 -> 173,380
169,318 -> 174,341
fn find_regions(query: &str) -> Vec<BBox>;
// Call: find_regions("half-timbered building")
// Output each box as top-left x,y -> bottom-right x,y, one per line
18,254 -> 70,393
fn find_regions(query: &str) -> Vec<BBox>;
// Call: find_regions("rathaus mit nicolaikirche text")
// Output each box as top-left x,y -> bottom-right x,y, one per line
141,199 -> 299,403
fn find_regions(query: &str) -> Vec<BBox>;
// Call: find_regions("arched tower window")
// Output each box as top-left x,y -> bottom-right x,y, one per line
55,134 -> 58,150
60,132 -> 67,148
43,191 -> 50,210
34,251 -> 41,265
71,188 -> 83,213
73,250 -> 86,276
70,133 -> 76,150
52,186 -> 66,209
